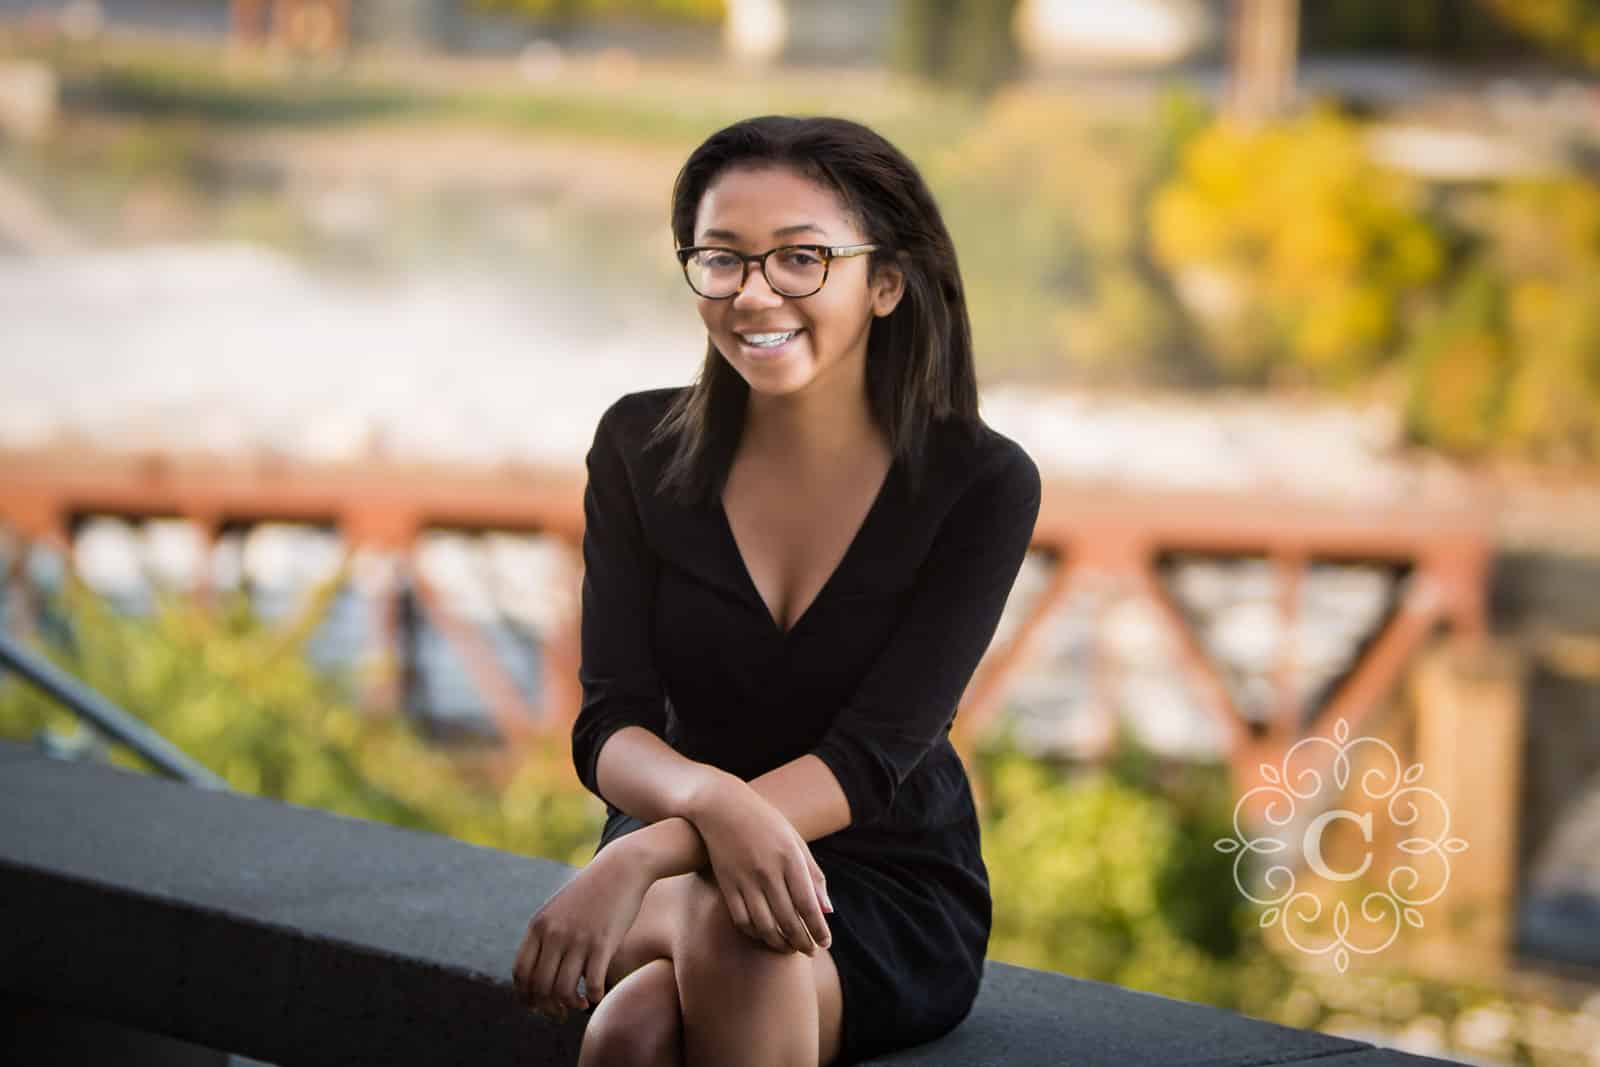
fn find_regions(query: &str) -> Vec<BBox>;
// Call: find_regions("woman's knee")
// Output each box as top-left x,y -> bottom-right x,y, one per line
606,871 -> 707,989
580,957 -> 681,1067
674,879 -> 810,985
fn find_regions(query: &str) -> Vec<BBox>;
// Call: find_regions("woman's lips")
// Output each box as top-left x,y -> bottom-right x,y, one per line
736,329 -> 804,360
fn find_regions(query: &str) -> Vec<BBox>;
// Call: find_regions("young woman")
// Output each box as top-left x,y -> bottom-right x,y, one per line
512,115 -> 1041,1067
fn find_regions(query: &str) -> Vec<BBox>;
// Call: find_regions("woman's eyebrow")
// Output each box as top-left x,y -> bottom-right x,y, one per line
699,223 -> 827,242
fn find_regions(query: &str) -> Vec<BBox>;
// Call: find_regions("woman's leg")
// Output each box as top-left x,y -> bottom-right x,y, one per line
576,872 -> 697,1067
580,868 -> 846,1067
578,957 -> 682,1067
669,872 -> 846,1067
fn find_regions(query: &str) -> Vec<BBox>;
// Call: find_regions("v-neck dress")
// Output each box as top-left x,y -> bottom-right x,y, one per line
571,385 -> 1042,1065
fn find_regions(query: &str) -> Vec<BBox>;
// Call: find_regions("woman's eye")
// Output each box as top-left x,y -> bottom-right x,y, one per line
780,250 -> 822,267
701,252 -> 740,269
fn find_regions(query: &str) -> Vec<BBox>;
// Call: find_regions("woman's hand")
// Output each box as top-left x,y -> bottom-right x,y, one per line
688,775 -> 833,955
511,843 -> 653,1023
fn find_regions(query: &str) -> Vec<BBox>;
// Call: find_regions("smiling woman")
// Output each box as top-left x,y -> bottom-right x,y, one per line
511,115 -> 1041,1067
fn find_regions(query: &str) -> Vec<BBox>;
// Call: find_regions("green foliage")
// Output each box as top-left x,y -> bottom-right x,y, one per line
1404,178 -> 1600,462
973,731 -> 1290,1011
1401,263 -> 1510,454
0,580 -> 601,867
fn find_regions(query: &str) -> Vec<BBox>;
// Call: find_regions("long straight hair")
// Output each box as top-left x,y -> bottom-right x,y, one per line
645,115 -> 982,508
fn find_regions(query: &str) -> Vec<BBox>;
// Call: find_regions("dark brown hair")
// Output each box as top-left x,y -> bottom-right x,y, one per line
644,115 -> 982,507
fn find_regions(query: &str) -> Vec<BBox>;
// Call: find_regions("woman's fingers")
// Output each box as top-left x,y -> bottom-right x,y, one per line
761,857 -> 819,959
583,954 -> 608,1009
530,936 -> 567,1016
554,943 -> 591,1013
722,880 -> 754,937
514,930 -> 564,1021
786,854 -> 831,951
765,882 -> 813,955
514,928 -> 548,1010
742,884 -> 790,952
726,880 -> 782,952
807,850 -> 833,916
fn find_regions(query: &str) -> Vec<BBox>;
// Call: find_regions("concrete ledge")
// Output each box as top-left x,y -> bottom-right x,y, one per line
0,740 -> 1467,1066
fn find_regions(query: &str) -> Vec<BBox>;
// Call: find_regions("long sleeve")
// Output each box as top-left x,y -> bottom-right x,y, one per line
570,399 -> 670,803
807,437 -> 1042,828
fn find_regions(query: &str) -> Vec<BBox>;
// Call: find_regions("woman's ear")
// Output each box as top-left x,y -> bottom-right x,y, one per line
870,258 -> 907,318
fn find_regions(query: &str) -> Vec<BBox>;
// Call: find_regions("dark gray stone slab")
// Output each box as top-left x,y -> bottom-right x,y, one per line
0,736 -> 47,763
897,963 -> 1462,1066
1,741 -> 577,1067
1276,1052 -> 1481,1067
0,740 -> 1469,1066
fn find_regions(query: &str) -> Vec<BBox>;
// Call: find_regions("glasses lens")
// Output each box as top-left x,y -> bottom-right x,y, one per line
684,249 -> 744,298
681,247 -> 829,297
765,247 -> 826,296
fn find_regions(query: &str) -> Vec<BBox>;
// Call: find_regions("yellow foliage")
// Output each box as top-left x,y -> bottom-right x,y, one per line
1150,108 -> 1441,385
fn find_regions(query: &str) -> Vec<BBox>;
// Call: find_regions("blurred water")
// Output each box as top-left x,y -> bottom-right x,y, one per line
0,243 -> 702,466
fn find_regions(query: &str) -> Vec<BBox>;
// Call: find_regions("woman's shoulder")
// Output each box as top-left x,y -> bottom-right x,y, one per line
599,386 -> 686,434
594,387 -> 689,457
925,415 -> 1041,506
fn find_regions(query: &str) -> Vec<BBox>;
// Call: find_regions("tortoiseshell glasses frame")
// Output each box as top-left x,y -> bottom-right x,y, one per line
674,243 -> 879,299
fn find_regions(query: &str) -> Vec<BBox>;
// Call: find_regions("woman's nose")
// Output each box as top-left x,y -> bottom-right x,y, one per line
732,266 -> 784,309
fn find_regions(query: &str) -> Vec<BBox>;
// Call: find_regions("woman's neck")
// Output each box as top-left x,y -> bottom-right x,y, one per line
741,361 -> 883,472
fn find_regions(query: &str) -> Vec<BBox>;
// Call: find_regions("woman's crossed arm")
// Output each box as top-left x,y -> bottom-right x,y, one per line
593,724 -> 844,955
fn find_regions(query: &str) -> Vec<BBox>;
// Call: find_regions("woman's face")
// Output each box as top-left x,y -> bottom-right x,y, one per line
689,164 -> 903,400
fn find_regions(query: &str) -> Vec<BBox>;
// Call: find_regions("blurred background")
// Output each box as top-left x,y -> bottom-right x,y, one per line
3,1 -> 1600,1063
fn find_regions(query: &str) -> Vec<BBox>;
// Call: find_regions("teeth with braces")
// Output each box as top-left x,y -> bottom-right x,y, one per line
740,331 -> 798,348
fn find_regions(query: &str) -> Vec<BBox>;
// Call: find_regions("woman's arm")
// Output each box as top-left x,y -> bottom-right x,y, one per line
592,724 -> 727,831
601,748 -> 839,957
571,400 -> 674,806
598,723 -> 852,855
805,441 -> 1041,830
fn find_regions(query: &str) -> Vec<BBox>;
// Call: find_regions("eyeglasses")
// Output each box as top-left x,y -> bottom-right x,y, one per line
674,243 -> 878,299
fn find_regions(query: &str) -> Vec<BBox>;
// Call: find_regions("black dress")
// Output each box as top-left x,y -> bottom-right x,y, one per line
571,386 -> 1041,1065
